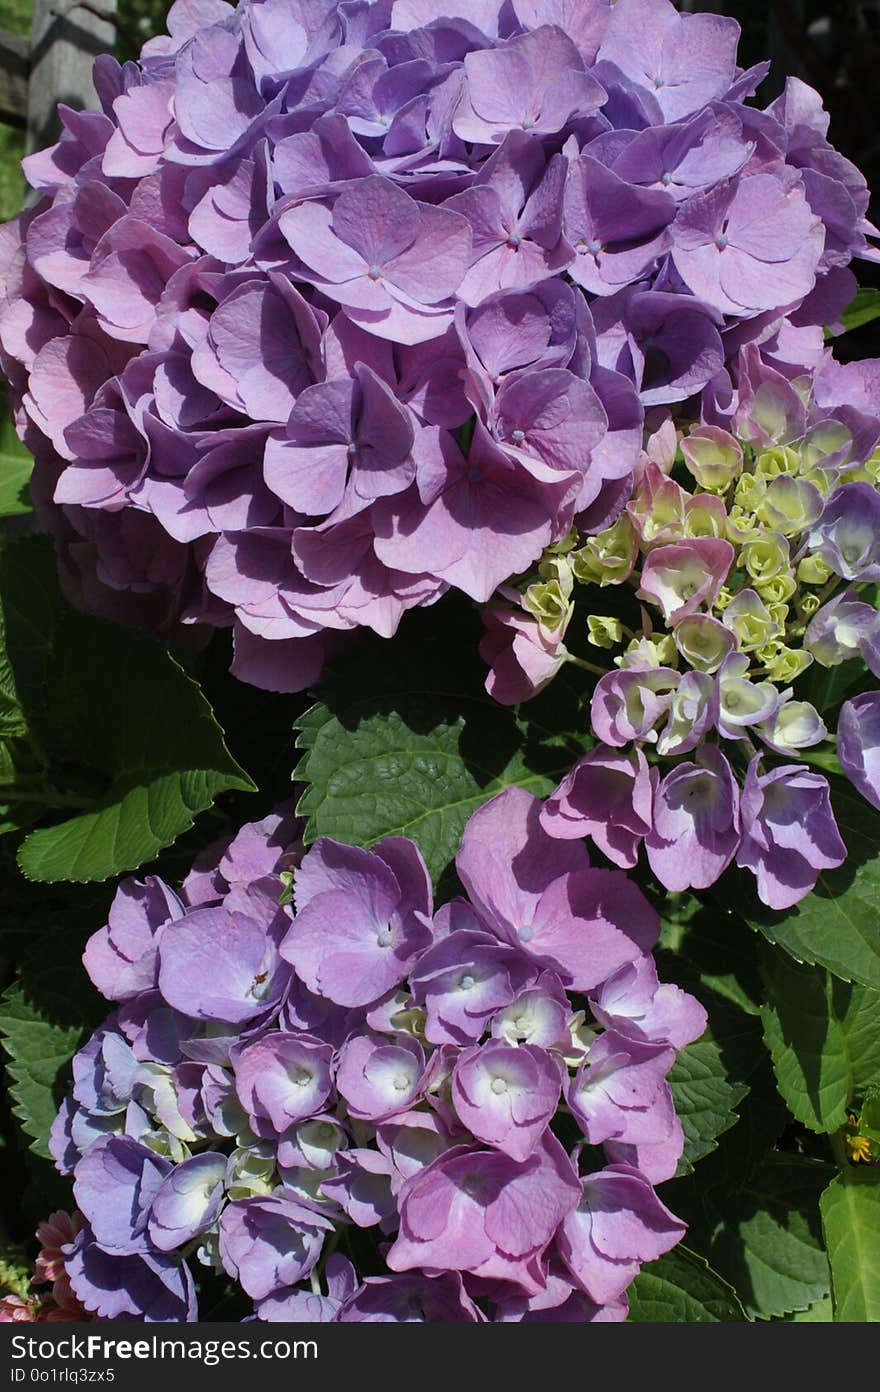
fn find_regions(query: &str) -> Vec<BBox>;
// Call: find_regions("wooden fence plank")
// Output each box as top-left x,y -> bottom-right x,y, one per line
27,0 -> 117,153
0,28 -> 29,127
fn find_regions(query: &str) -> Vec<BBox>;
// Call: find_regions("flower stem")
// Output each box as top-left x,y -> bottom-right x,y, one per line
565,654 -> 609,678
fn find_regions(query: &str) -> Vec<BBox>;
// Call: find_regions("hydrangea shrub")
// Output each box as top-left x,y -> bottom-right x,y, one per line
1,0 -> 880,1330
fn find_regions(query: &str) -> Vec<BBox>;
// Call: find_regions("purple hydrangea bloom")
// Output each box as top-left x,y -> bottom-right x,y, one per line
148,1152 -> 227,1251
452,1039 -> 561,1161
807,482 -> 880,582
218,1194 -> 333,1301
157,901 -> 290,1024
456,787 -> 659,990
2,0 -> 875,697
387,1133 -> 581,1291
567,1031 -> 675,1148
281,836 -> 433,1007
65,1228 -> 197,1322
73,1137 -> 171,1256
646,745 -> 741,892
557,1163 -> 686,1304
540,745 -> 653,868
336,1033 -> 428,1122
337,1271 -> 483,1322
736,758 -> 847,909
46,797 -> 700,1321
838,693 -> 880,812
82,877 -> 184,1001
232,1033 -> 334,1134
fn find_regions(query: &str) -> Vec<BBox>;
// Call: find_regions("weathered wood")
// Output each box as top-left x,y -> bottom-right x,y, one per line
0,28 -> 29,128
26,0 -> 117,154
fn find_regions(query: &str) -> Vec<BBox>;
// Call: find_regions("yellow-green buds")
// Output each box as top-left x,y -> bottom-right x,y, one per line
673,614 -> 736,673
587,615 -> 624,648
683,496 -> 728,539
722,588 -> 781,651
799,591 -> 821,617
570,515 -> 636,586
757,475 -> 824,536
797,553 -> 833,585
615,632 -> 678,670
754,572 -> 797,606
523,578 -> 573,634
734,471 -> 767,512
755,445 -> 800,477
762,645 -> 813,684
739,531 -> 790,584
681,427 -> 744,491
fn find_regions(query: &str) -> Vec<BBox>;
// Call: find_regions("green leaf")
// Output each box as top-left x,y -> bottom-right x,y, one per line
0,406 -> 33,517
837,286 -> 880,334
733,782 -> 880,989
800,657 -> 869,717
0,931 -> 105,1158
667,997 -> 765,1175
627,1247 -> 748,1322
761,948 -> 880,1133
295,607 -> 589,885
655,919 -> 767,1175
820,1170 -> 880,1322
781,1296 -> 833,1322
680,1156 -> 833,1319
668,1039 -> 750,1175
0,536 -> 255,881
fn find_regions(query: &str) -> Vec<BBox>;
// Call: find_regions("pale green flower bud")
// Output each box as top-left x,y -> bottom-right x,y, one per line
131,1062 -> 199,1144
523,578 -> 573,633
754,572 -> 797,606
570,515 -> 636,586
763,645 -> 813,684
722,588 -> 781,651
226,1143 -> 277,1199
800,591 -> 821,617
587,615 -> 624,648
756,639 -> 784,667
615,632 -> 679,670
673,614 -> 736,673
195,1232 -> 224,1272
760,699 -> 827,752
714,585 -> 734,613
537,553 -> 574,591
681,427 -> 744,491
684,495 -> 728,539
767,601 -> 790,632
797,553 -> 833,585
799,465 -> 837,496
739,531 -> 790,584
546,526 -> 580,555
735,471 -> 768,509
140,1130 -> 192,1165
563,1009 -> 597,1066
758,475 -> 825,537
755,445 -> 800,477
800,420 -> 852,470
727,506 -> 760,542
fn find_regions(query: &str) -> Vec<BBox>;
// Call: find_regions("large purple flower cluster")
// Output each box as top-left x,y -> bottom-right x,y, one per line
482,344 -> 880,911
48,791 -> 705,1323
1,0 -> 877,691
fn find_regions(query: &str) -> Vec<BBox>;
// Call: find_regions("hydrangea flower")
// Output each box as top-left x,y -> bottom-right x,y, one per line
482,345 -> 880,909
2,0 -> 875,695
46,793 -> 704,1322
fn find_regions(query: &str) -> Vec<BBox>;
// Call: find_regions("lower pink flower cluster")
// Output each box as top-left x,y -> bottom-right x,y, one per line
44,792 -> 705,1322
0,1213 -> 93,1323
